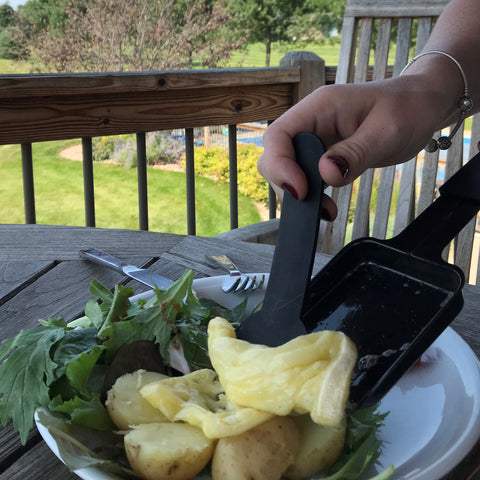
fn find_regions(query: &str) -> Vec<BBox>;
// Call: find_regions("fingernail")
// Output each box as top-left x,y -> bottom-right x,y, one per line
281,182 -> 299,200
328,155 -> 349,178
321,209 -> 333,221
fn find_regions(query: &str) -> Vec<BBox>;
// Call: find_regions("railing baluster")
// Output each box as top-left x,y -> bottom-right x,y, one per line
21,143 -> 36,224
136,132 -> 148,230
268,185 -> 277,219
228,125 -> 239,230
185,128 -> 196,235
82,137 -> 95,227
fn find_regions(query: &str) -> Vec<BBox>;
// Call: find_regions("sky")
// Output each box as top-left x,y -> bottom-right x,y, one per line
5,0 -> 27,9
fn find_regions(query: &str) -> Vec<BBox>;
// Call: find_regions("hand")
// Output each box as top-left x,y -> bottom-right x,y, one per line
258,75 -> 450,220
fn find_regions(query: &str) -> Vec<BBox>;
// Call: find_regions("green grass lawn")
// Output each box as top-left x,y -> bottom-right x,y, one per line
0,58 -> 32,74
227,41 -> 341,67
0,41 -> 341,73
0,140 -> 262,236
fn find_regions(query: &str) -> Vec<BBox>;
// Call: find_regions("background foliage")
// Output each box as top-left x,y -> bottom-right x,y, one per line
0,0 -> 347,232
229,0 -> 345,66
192,143 -> 269,203
0,0 -> 346,69
92,135 -> 269,205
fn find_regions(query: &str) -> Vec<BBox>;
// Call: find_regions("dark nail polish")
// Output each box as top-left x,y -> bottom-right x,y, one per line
281,182 -> 299,200
328,155 -> 350,178
321,209 -> 333,221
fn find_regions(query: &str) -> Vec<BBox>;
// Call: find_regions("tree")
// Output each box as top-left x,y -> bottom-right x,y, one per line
228,0 -> 345,66
229,0 -> 304,67
286,0 -> 345,42
0,3 -> 14,28
27,0 -> 244,72
17,0 -> 68,36
0,3 -> 29,59
0,0 -> 68,61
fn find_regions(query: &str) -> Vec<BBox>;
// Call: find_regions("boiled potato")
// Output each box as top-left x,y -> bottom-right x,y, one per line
284,414 -> 346,479
211,416 -> 300,480
124,422 -> 216,480
106,369 -> 169,429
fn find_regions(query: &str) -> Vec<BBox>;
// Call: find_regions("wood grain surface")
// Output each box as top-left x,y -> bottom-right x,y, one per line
0,224 -> 478,480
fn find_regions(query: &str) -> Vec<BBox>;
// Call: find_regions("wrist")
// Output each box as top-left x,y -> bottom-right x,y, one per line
400,51 -> 473,151
400,52 -> 470,130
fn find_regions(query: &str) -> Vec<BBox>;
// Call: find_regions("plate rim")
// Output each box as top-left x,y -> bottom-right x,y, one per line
373,326 -> 480,480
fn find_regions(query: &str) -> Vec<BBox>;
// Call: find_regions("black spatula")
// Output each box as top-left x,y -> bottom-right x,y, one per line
236,132 -> 326,346
303,151 -> 480,409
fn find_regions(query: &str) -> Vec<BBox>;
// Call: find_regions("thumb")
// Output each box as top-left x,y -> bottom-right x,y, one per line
317,104 -> 431,187
318,138 -> 371,187
318,120 -> 409,186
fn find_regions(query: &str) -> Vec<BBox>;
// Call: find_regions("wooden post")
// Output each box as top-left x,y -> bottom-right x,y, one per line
203,126 -> 210,147
279,51 -> 326,103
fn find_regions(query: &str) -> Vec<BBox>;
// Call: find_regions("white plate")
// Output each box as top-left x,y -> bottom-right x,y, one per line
36,275 -> 480,480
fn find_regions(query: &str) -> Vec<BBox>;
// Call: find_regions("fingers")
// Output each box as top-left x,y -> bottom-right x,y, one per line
258,127 -> 309,201
318,127 -> 378,186
258,83 -> 372,194
318,92 -> 434,186
258,78 -> 436,211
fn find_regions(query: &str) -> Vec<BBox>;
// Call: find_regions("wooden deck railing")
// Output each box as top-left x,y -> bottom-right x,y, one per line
0,52 -> 391,235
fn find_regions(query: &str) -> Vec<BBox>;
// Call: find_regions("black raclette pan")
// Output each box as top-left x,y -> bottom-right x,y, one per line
302,149 -> 480,410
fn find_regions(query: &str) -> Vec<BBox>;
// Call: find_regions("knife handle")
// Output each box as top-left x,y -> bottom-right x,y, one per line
80,248 -> 128,274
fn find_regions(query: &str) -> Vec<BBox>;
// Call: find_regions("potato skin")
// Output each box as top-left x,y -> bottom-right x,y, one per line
284,414 -> 346,479
211,416 -> 300,480
124,422 -> 216,480
106,370 -> 168,430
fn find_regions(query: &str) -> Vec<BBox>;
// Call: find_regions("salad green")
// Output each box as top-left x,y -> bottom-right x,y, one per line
0,270 -> 393,479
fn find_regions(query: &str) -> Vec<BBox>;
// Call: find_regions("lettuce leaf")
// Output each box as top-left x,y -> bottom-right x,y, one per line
0,321 -> 67,444
319,405 -> 394,480
50,393 -> 115,431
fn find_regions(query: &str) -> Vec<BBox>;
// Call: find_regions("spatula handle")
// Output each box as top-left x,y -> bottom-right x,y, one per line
236,133 -> 326,346
263,133 -> 326,313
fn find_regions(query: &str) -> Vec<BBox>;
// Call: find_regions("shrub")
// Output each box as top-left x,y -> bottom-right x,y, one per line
92,135 -> 268,204
0,26 -> 29,60
192,143 -> 269,204
146,132 -> 184,166
236,144 -> 269,203
93,132 -> 185,167
193,146 -> 229,181
113,136 -> 137,168
92,135 -> 118,162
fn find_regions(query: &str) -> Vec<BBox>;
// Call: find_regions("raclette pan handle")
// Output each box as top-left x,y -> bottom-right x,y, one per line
387,151 -> 480,260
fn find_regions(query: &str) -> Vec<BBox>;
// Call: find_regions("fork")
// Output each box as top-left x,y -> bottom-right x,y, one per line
208,255 -> 265,293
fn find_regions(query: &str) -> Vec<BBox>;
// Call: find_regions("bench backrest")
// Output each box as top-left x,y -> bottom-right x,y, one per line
317,0 -> 480,285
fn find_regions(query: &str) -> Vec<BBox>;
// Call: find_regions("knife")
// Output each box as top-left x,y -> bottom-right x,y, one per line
80,248 -> 173,289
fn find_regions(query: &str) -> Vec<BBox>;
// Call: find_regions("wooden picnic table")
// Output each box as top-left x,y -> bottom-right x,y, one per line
0,224 -> 479,480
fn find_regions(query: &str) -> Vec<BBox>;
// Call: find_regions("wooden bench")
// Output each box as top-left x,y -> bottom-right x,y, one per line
218,0 -> 480,285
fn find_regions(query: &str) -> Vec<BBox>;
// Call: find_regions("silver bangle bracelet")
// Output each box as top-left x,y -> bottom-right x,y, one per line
400,50 -> 473,152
